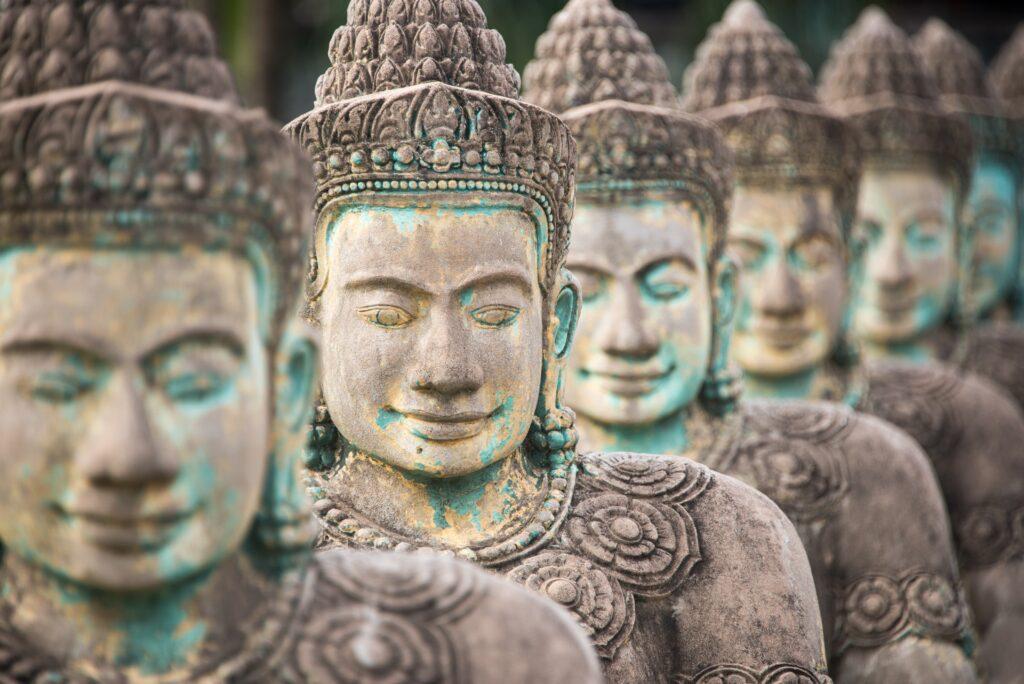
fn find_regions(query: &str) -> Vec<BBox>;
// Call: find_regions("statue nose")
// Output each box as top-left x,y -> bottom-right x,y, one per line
409,311 -> 484,396
758,258 -> 805,319
75,372 -> 180,488
595,282 -> 659,359
873,235 -> 914,292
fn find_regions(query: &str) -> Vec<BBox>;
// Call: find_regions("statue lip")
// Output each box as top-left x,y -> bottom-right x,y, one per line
396,408 -> 494,442
869,294 -> 918,317
751,319 -> 812,349
61,506 -> 195,554
582,363 -> 675,398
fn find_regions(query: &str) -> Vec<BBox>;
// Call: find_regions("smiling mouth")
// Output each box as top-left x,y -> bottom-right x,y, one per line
872,297 -> 917,318
754,323 -> 811,350
62,507 -> 195,554
398,409 -> 495,442
584,365 -> 675,398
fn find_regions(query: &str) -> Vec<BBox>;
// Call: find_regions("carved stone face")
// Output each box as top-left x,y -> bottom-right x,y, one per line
319,195 -> 545,478
853,164 -> 957,343
729,184 -> 846,377
565,197 -> 712,426
964,156 -> 1019,316
0,248 -> 269,591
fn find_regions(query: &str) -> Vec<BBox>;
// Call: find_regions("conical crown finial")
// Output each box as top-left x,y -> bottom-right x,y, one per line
0,0 -> 237,102
819,5 -> 937,106
914,18 -> 994,102
681,0 -> 815,112
522,0 -> 677,114
991,24 -> 1024,106
722,0 -> 766,27
315,0 -> 520,106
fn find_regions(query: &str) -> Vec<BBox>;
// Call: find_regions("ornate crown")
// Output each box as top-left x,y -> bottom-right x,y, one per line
286,0 -> 576,293
682,0 -> 860,225
522,0 -> 733,260
991,25 -> 1024,111
0,0 -> 311,329
914,18 -> 1020,167
819,7 -> 973,197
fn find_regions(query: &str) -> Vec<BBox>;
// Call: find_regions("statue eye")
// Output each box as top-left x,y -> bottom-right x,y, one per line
791,235 -> 836,271
470,304 -> 520,328
728,238 -> 767,270
570,267 -> 607,303
640,260 -> 693,302
357,305 -> 414,329
30,372 -> 93,404
907,219 -> 947,249
148,343 -> 241,405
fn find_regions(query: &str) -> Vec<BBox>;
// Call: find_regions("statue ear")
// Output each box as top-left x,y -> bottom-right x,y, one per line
246,316 -> 321,571
712,254 -> 738,332
552,269 -> 581,361
275,319 -> 320,433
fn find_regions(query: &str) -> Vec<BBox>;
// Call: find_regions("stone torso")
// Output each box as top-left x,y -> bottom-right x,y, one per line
0,550 -> 599,684
708,401 -> 971,675
859,359 -> 1024,570
315,453 -> 828,683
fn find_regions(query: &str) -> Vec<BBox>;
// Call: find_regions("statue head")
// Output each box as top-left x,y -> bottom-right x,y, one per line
915,18 -> 1023,320
989,23 -> 1024,316
0,0 -> 313,592
683,0 -> 861,389
523,0 -> 736,433
287,0 -> 578,479
820,7 -> 973,347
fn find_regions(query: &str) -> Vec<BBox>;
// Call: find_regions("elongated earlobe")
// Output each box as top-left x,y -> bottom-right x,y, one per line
553,271 -> 582,360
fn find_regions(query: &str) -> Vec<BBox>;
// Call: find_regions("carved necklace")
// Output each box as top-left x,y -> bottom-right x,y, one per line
308,408 -> 579,567
0,558 -> 310,683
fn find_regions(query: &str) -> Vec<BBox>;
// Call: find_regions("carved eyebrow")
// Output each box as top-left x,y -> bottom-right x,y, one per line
636,252 -> 697,275
0,336 -> 109,361
455,267 -> 533,296
340,273 -> 433,298
142,329 -> 246,361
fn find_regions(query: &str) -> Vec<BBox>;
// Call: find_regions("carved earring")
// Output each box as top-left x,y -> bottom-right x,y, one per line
526,406 -> 578,471
701,256 -> 743,416
305,396 -> 344,472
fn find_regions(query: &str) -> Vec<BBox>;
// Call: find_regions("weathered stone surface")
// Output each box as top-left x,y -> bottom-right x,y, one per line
0,2 -> 602,681
297,0 -> 829,681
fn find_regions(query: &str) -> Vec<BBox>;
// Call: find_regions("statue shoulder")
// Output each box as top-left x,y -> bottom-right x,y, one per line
559,450 -> 826,675
292,549 -> 601,684
960,323 -> 1024,408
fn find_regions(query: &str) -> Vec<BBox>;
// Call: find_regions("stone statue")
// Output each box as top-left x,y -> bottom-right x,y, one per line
290,0 -> 830,680
761,6 -> 1024,679
527,1 -> 975,681
990,23 -> 1024,326
912,19 -> 1024,411
0,2 -> 604,682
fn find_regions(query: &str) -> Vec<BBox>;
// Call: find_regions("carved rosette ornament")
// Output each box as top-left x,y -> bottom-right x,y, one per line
681,664 -> 830,684
858,364 -> 962,460
835,571 -> 968,653
819,7 -> 974,202
727,404 -> 852,524
681,0 -> 861,227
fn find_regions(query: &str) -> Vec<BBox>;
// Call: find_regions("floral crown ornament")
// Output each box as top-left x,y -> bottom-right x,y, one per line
914,18 -> 1021,174
285,0 -> 577,297
0,0 -> 312,334
819,6 -> 974,203
681,0 -> 862,232
522,0 -> 734,265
